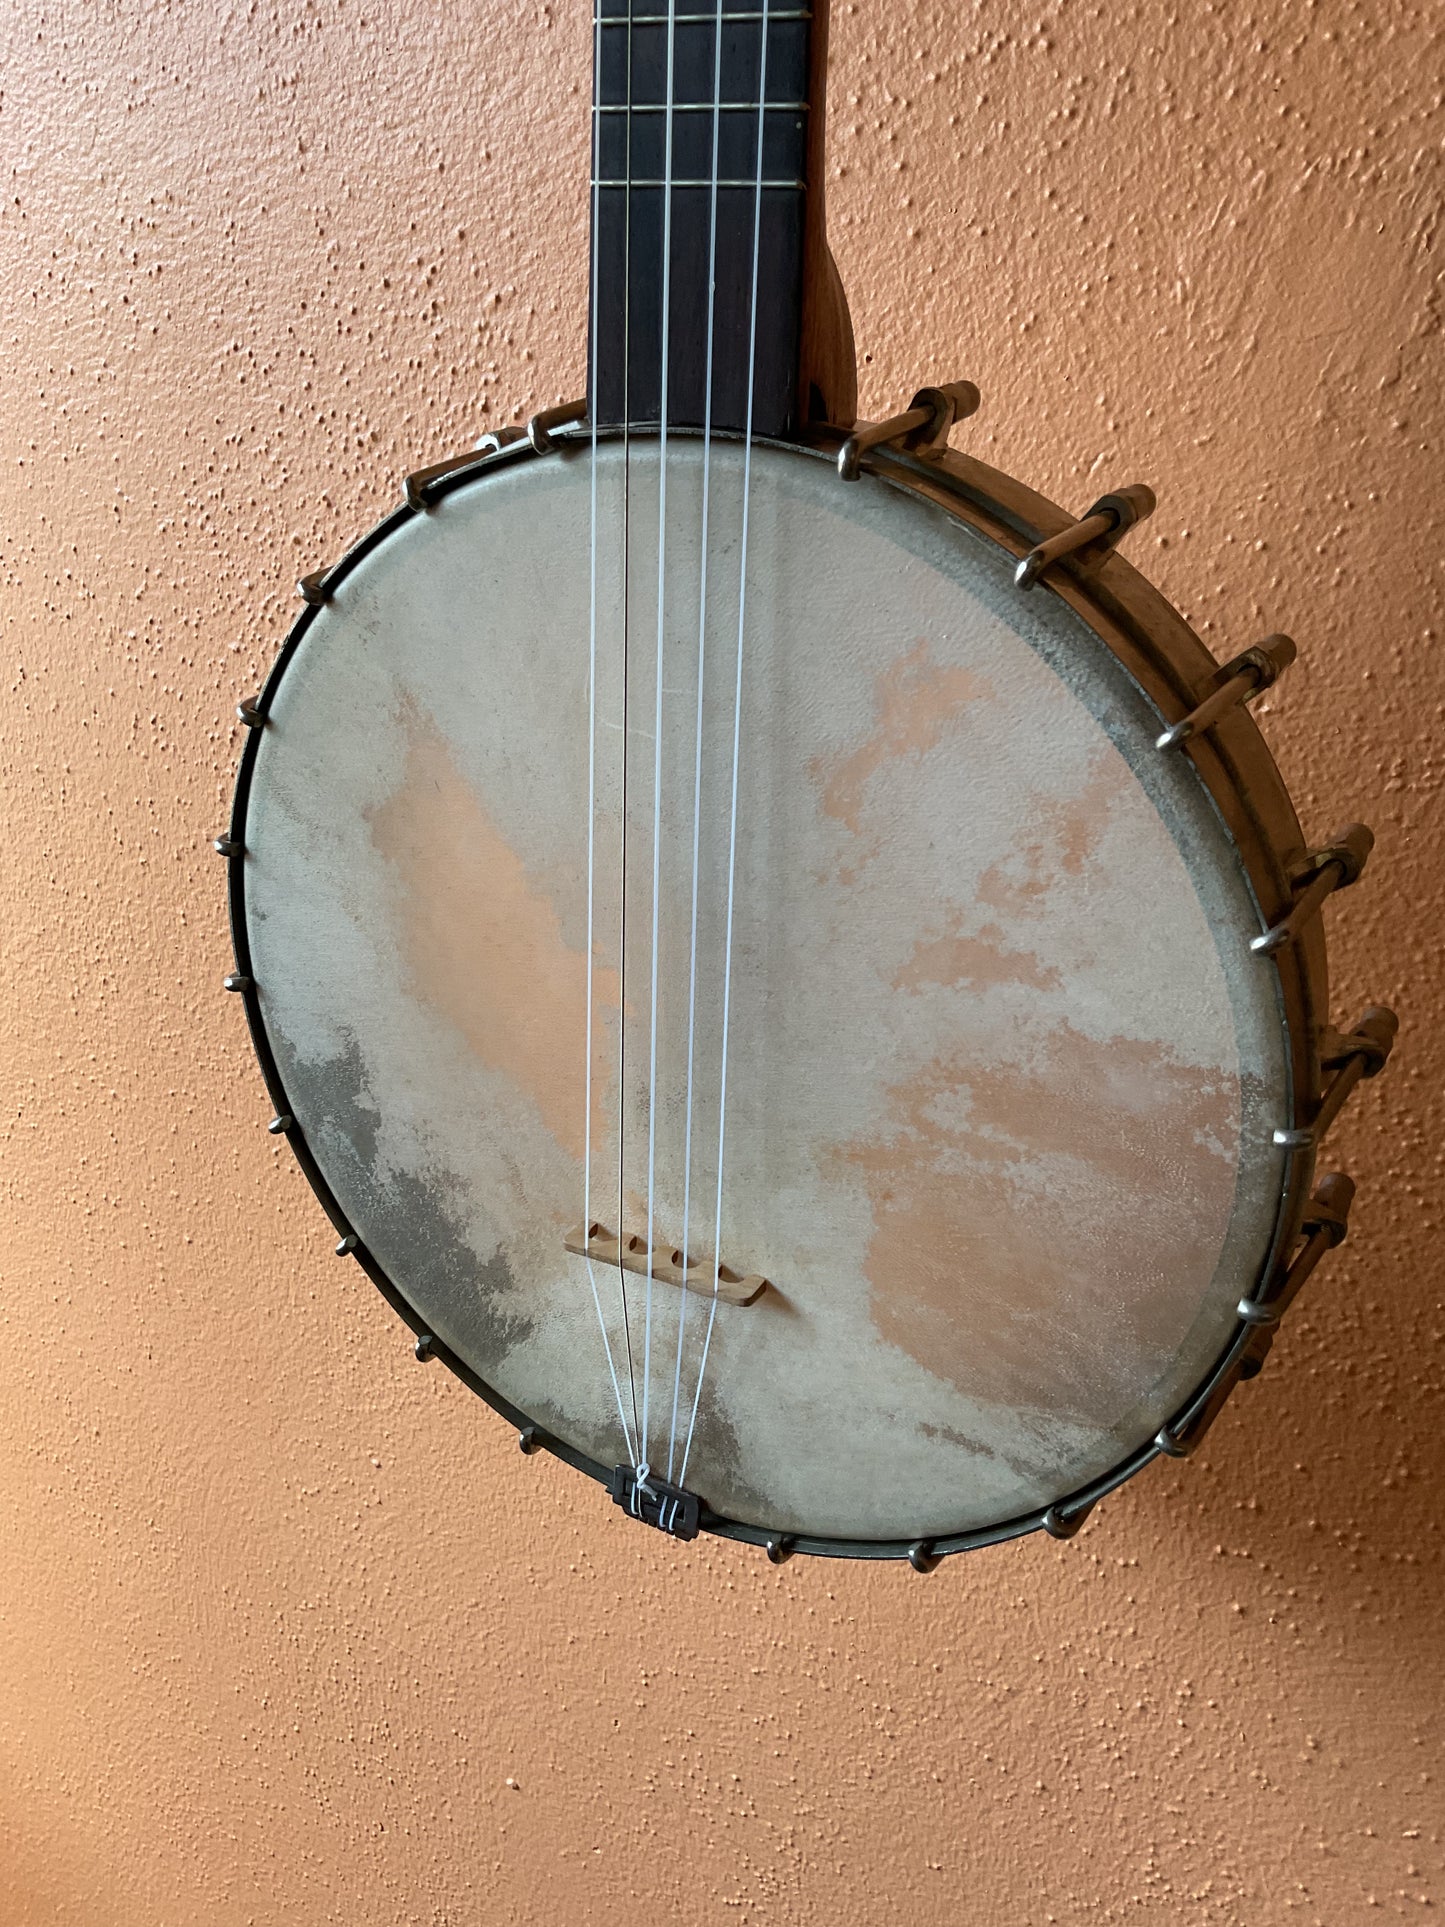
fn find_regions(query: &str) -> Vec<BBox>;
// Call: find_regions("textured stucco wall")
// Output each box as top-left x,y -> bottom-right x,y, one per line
1,1 -> 1440,1922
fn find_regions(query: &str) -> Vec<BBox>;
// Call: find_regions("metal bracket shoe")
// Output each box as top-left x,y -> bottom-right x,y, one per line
836,381 -> 980,481
1014,483 -> 1157,590
1157,632 -> 1297,751
1251,823 -> 1374,956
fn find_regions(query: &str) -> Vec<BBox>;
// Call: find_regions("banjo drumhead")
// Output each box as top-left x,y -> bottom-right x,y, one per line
242,438 -> 1290,1542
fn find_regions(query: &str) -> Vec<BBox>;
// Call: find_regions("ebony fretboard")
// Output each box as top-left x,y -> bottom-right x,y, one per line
588,2 -> 813,438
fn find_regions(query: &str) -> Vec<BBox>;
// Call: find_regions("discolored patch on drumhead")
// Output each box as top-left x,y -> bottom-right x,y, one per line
298,1033 -> 531,1368
841,1021 -> 1239,1424
367,702 -> 622,1162
895,916 -> 1062,995
975,750 -> 1134,915
809,636 -> 990,876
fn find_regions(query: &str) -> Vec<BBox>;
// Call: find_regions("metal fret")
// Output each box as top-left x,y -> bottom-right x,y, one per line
595,100 -> 809,111
592,177 -> 807,189
597,11 -> 812,21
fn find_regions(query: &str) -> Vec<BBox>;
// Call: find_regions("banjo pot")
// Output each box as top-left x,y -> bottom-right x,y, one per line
223,416 -> 1392,1564
221,0 -> 1396,1565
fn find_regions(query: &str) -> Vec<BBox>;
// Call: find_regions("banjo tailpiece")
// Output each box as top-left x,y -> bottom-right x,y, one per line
611,1466 -> 703,1542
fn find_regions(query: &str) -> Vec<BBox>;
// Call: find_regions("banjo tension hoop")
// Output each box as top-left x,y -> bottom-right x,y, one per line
1014,483 -> 1157,591
565,1222 -> 769,1308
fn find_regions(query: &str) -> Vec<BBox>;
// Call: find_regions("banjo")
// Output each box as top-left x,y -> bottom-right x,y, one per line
221,0 -> 1397,1567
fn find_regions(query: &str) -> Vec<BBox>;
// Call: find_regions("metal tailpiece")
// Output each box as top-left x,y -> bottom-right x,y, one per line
1156,1174 -> 1356,1458
1273,1006 -> 1399,1149
836,382 -> 980,481
1251,823 -> 1374,956
1157,633 -> 1297,750
527,398 -> 588,454
1014,483 -> 1157,590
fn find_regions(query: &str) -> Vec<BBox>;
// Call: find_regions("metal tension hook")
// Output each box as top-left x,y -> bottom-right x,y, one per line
1156,633 -> 1297,751
1154,1173 -> 1357,1461
1235,1173 -> 1356,1338
836,381 -> 980,481
1273,1006 -> 1399,1150
1014,483 -> 1156,590
527,397 -> 588,454
1251,823 -> 1374,956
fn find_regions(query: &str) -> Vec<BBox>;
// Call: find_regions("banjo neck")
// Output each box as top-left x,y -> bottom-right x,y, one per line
588,0 -> 856,439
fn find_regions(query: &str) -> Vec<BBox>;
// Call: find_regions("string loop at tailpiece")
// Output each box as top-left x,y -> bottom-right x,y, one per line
611,1462 -> 702,1540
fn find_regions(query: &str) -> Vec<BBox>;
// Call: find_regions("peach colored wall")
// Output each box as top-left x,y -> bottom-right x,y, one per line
2,1 -> 1439,1921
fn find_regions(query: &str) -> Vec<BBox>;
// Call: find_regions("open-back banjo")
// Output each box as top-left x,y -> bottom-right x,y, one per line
221,0 -> 1397,1567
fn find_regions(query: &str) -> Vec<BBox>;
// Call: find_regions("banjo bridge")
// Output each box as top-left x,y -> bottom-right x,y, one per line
564,1223 -> 769,1308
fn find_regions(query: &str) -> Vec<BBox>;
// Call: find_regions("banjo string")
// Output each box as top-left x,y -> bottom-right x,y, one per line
679,0 -> 771,1489
640,0 -> 681,1476
665,0 -> 726,1484
582,0 -> 638,1467
615,0 -> 642,1454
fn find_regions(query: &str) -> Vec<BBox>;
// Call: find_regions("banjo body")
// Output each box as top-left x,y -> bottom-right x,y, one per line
229,427 -> 1330,1556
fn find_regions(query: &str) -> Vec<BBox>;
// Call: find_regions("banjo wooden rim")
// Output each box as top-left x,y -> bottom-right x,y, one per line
224,421 -> 1327,1563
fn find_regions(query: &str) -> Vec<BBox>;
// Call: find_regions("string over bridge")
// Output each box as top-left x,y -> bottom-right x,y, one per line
565,1222 -> 769,1308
